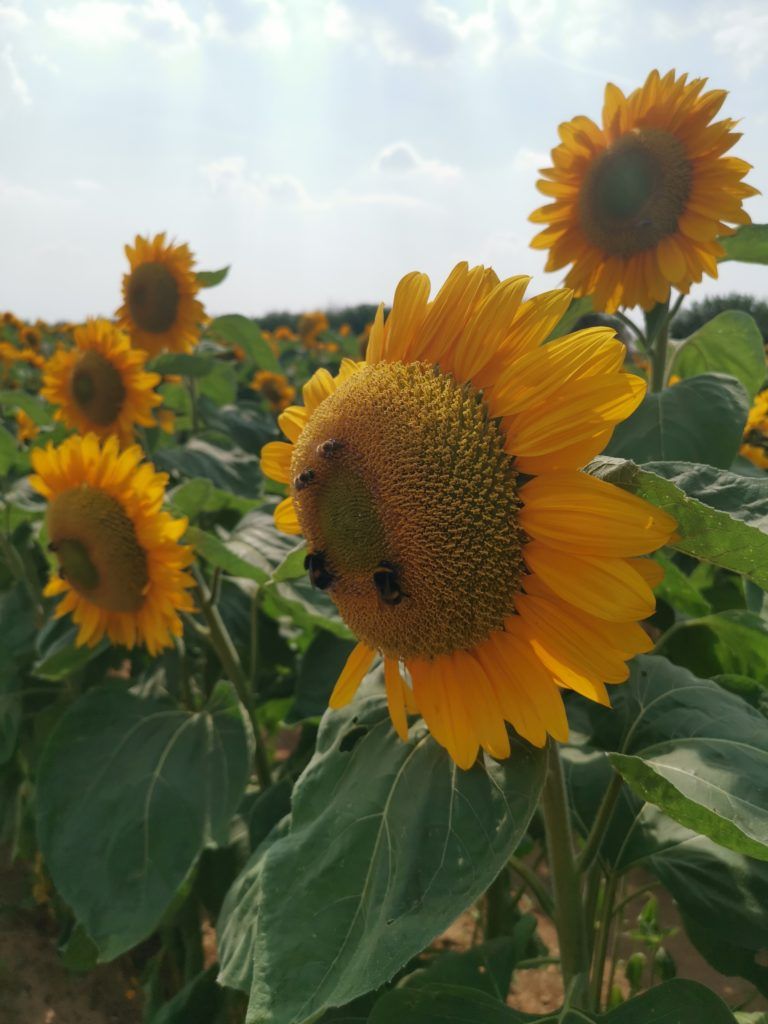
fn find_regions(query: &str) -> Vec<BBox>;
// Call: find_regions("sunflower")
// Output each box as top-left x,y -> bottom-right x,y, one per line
531,70 -> 758,313
260,264 -> 676,768
116,233 -> 204,356
741,389 -> 768,470
15,408 -> 39,444
30,434 -> 195,654
251,370 -> 296,412
41,320 -> 161,445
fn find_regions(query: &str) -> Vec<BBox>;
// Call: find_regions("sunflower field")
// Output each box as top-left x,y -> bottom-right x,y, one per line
3,69 -> 768,1024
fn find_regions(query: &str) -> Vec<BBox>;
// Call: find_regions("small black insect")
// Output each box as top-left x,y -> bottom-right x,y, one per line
304,551 -> 334,590
294,468 -> 315,491
373,562 -> 404,605
317,438 -> 345,458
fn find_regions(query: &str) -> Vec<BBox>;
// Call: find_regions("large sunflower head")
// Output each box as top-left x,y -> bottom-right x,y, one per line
30,434 -> 195,654
116,233 -> 205,356
530,70 -> 758,313
261,263 -> 676,768
41,320 -> 162,445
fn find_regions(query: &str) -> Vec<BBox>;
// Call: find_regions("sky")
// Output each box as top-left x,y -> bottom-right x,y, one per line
2,0 -> 768,322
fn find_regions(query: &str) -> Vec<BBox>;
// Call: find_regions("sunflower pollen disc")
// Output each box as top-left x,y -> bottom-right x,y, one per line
71,350 -> 127,427
127,261 -> 180,334
290,362 -> 524,660
580,129 -> 693,255
47,486 -> 149,613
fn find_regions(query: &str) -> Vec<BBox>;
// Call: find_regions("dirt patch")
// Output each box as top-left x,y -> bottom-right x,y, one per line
0,859 -> 141,1024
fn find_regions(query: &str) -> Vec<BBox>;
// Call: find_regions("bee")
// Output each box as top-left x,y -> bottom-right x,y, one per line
373,562 -> 404,605
304,551 -> 334,590
317,438 -> 345,459
294,468 -> 315,491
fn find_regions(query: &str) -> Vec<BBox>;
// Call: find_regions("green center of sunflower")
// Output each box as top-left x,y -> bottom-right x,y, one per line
290,362 -> 525,660
71,350 -> 126,426
127,261 -> 180,334
47,486 -> 149,613
579,129 -> 693,255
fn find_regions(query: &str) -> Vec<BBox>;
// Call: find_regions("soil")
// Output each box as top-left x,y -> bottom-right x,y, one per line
1,855 -> 765,1022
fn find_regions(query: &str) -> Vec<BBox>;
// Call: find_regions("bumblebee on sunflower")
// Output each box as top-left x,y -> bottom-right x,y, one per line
261,263 -> 676,768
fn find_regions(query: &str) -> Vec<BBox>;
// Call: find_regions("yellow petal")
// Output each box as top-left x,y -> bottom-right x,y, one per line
278,406 -> 307,444
523,541 -> 656,621
365,303 -> 386,363
384,658 -> 410,741
329,642 -> 376,708
274,496 -> 302,535
260,441 -> 293,484
302,368 -> 336,414
507,373 -> 645,457
519,471 -> 677,556
382,272 -> 431,363
450,275 -> 530,382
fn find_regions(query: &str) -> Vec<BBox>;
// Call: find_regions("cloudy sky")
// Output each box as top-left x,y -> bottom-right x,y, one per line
2,0 -> 767,322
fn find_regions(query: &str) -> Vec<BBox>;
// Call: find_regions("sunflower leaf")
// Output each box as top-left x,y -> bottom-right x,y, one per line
217,674 -> 546,1023
208,315 -> 281,374
365,979 -> 736,1023
36,681 -> 251,960
669,311 -> 766,400
587,457 -> 768,590
605,372 -> 749,467
196,265 -> 230,287
719,224 -> 768,265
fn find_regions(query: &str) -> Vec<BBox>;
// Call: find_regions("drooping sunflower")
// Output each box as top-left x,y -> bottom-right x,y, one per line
251,369 -> 296,412
116,233 -> 205,356
41,320 -> 162,445
260,264 -> 676,768
530,70 -> 758,313
30,434 -> 195,653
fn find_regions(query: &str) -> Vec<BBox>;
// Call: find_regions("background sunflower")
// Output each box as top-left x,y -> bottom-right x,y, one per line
42,319 -> 162,444
116,233 -> 205,356
531,70 -> 759,312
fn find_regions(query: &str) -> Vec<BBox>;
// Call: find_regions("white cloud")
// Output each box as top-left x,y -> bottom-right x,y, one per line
203,0 -> 292,50
511,147 -> 549,175
45,0 -> 200,50
710,4 -> 768,77
2,44 -> 31,105
0,3 -> 29,30
200,155 -> 431,210
322,0 -> 494,65
374,141 -> 460,181
498,0 -> 622,58
72,178 -> 105,192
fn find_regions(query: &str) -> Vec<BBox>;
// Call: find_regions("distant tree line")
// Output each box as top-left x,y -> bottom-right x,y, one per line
258,304 -> 387,335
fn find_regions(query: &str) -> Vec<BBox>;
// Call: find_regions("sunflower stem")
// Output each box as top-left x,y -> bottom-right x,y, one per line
540,741 -> 590,1006
648,299 -> 672,392
576,770 -> 623,873
195,571 -> 273,790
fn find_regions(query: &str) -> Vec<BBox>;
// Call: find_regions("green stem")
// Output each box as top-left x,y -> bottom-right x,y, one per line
649,320 -> 669,392
614,312 -> 648,352
188,376 -> 199,433
577,771 -> 623,873
590,872 -> 619,1010
195,573 -> 272,790
540,742 -> 590,1005
508,855 -> 554,917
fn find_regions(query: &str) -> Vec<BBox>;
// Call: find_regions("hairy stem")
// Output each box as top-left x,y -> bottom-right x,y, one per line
540,742 -> 590,1005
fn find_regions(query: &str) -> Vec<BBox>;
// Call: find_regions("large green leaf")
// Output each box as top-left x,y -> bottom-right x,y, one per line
579,655 -> 768,861
606,373 -> 748,467
217,675 -> 546,1024
36,682 -> 251,960
0,668 -> 20,765
209,315 -> 280,373
670,311 -> 765,400
656,609 -> 768,681
155,438 -> 263,498
720,224 -> 768,265
186,525 -> 270,584
230,511 -> 349,637
149,964 -> 226,1024
367,979 -> 736,1023
288,630 -> 356,722
588,458 -> 768,590
152,353 -> 216,378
